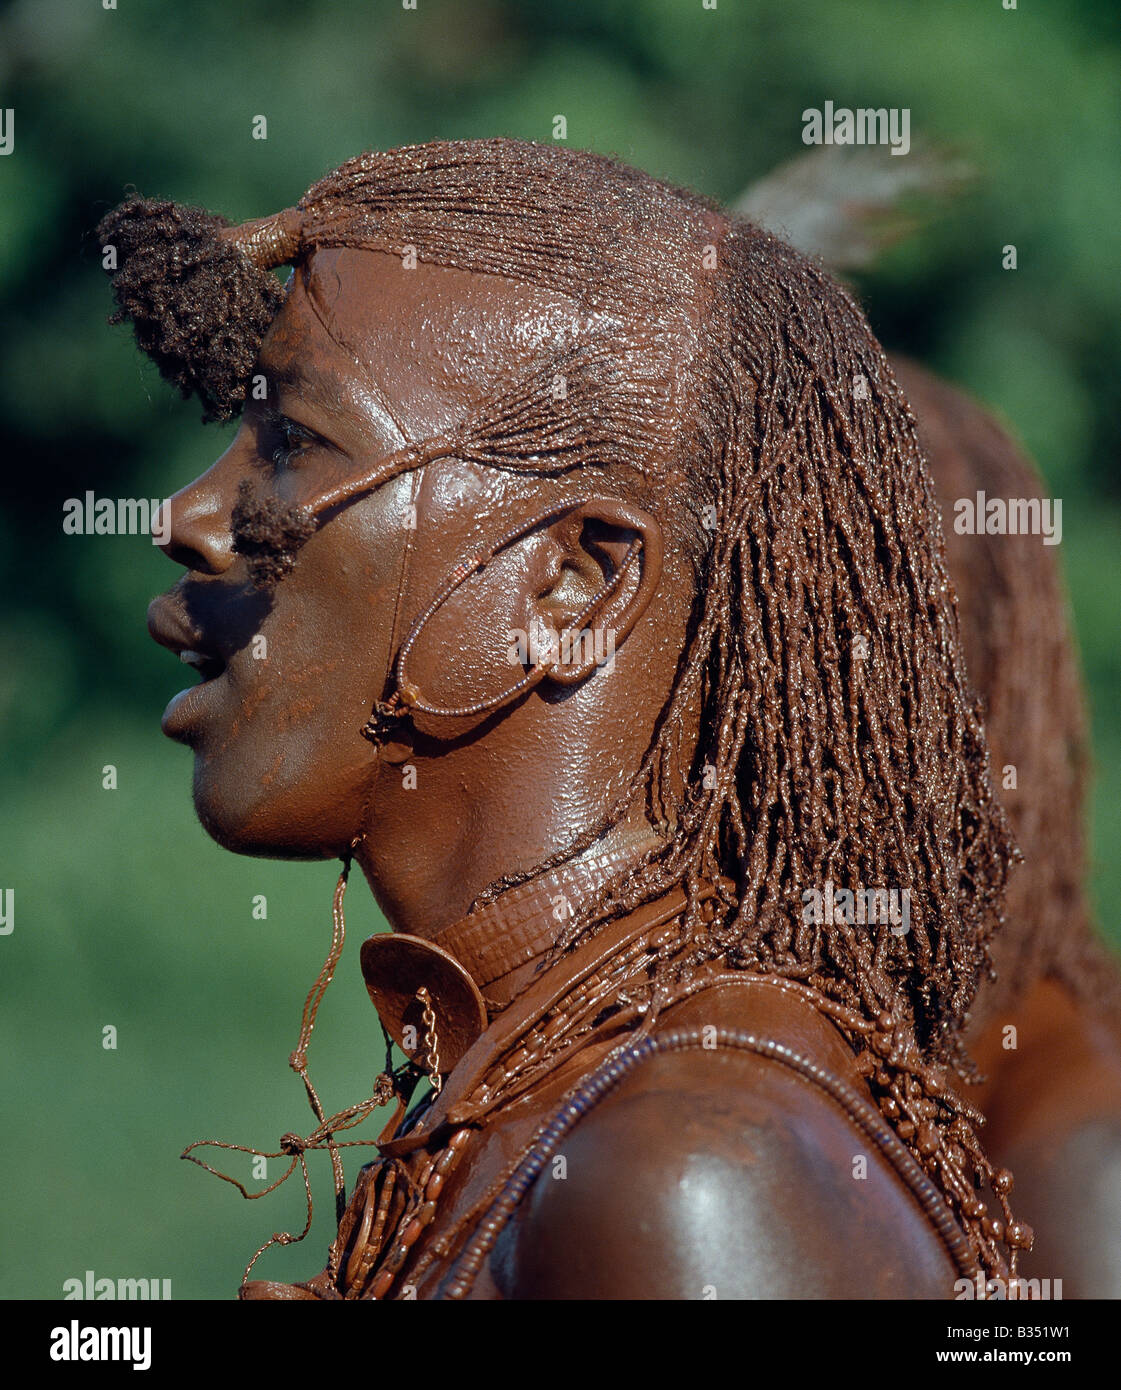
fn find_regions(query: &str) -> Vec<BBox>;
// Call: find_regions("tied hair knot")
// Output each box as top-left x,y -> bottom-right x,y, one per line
95,194 -> 288,422
219,206 -> 305,271
279,1132 -> 307,1157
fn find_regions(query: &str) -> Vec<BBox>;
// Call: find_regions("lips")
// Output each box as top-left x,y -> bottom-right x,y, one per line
177,647 -> 225,680
147,592 -> 229,738
147,593 -> 227,677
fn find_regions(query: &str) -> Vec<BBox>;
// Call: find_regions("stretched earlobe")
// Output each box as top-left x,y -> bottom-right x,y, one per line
384,496 -> 664,736
535,498 -> 664,689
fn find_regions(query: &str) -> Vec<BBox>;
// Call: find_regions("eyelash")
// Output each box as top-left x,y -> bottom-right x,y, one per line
258,409 -> 316,471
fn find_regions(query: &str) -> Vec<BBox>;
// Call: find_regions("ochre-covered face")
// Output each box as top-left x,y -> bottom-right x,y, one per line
147,247 -> 585,858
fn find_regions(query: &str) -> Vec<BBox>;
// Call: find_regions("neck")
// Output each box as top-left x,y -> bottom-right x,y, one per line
354,815 -> 671,1078
445,825 -> 667,1009
357,809 -> 666,1007
354,639 -> 698,944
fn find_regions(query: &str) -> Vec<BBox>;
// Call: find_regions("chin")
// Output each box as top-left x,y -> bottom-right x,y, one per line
190,759 -> 337,862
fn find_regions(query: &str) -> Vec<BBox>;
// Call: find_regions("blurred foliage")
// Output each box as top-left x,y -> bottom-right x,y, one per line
1,0 -> 1118,1298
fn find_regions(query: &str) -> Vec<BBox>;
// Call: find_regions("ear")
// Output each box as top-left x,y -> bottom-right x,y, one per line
526,498 -> 664,688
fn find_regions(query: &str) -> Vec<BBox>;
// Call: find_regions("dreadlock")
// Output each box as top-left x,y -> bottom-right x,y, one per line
97,139 -> 1014,1078
535,224 -> 1015,1077
903,358 -> 1121,1035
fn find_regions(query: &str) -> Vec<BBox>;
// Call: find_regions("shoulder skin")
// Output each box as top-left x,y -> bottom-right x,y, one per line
494,990 -> 961,1299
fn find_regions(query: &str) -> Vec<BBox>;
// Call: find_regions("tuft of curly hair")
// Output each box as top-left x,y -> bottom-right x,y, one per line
230,480 -> 316,589
96,195 -> 286,422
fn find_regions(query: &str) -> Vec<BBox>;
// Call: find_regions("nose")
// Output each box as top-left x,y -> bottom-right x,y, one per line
154,456 -> 239,574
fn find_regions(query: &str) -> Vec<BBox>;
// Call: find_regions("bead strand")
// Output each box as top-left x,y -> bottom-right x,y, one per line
440,1028 -> 985,1299
367,1128 -> 473,1301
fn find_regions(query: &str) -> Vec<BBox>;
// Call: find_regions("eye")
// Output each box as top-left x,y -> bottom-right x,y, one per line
257,409 -> 316,471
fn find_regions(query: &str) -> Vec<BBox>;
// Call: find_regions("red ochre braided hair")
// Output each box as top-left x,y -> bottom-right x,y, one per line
99,139 -> 1026,1277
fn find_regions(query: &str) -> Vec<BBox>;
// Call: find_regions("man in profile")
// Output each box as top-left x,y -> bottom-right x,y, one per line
102,138 -> 1032,1298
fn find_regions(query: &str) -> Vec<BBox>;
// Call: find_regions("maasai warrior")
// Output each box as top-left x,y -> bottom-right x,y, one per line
102,139 -> 1035,1299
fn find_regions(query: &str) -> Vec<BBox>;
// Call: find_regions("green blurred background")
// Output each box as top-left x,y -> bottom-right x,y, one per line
1,0 -> 1118,1298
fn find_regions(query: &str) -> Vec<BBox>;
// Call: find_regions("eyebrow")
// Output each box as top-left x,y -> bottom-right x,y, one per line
258,360 -> 337,411
259,346 -> 411,451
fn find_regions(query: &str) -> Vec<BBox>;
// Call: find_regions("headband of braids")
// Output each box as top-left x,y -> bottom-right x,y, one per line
97,139 -> 1026,1281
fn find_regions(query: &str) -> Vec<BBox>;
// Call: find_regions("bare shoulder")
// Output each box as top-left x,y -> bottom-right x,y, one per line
497,993 -> 959,1299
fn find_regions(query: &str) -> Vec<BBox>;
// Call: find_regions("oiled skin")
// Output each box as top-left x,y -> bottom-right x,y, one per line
967,980 -> 1121,1298
435,362 -> 1121,1300
367,974 -> 959,1301
428,363 -> 1121,1301
494,982 -> 958,1299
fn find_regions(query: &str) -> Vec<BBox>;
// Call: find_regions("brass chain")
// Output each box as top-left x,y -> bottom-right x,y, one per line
415,987 -> 443,1095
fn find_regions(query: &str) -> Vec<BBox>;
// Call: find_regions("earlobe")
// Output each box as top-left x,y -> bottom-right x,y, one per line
536,499 -> 664,689
388,495 -> 664,736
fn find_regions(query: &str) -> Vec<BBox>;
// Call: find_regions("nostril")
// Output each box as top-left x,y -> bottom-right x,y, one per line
159,536 -> 229,574
158,480 -> 237,575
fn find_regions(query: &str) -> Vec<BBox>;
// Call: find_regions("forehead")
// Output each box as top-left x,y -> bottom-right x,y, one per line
261,246 -> 589,442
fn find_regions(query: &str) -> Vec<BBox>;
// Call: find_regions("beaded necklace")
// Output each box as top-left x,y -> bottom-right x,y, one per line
187,859 -> 1029,1299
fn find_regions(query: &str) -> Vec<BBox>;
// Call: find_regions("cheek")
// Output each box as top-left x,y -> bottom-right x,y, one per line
195,479 -> 414,851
